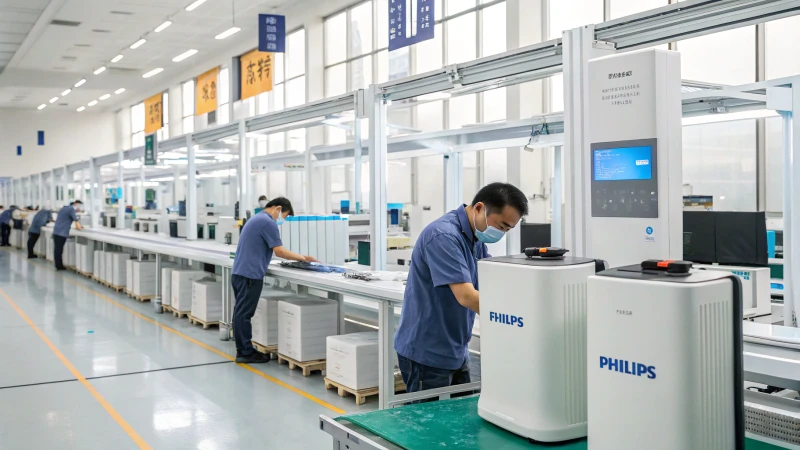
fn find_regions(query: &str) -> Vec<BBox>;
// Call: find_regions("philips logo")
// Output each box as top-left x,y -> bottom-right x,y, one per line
635,159 -> 649,166
600,356 -> 656,379
489,312 -> 524,328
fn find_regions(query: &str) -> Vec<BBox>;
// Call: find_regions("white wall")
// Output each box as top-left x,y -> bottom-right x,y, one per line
0,109 -> 115,179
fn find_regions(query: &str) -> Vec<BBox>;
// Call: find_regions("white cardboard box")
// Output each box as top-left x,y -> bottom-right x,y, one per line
132,260 -> 158,296
326,332 -> 379,390
126,259 -> 134,292
105,252 -> 128,286
171,270 -> 207,312
191,280 -> 222,322
94,250 -> 104,280
252,293 -> 286,347
278,298 -> 338,362
162,267 -> 176,306
65,240 -> 76,267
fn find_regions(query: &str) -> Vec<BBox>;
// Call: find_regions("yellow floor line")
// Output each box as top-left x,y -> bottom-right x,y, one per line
17,252 -> 347,415
0,287 -> 152,450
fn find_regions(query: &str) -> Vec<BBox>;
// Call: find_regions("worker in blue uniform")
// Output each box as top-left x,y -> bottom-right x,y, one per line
394,183 -> 528,394
0,205 -> 18,247
53,200 -> 83,270
231,197 -> 317,364
27,208 -> 52,258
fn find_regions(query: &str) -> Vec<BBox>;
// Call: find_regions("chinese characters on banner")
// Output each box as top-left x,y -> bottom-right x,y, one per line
240,49 -> 274,101
196,67 -> 219,116
258,14 -> 286,53
389,0 -> 434,51
144,134 -> 157,166
144,93 -> 163,135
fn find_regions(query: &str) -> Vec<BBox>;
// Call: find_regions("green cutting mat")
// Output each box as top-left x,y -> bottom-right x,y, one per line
342,397 -> 785,450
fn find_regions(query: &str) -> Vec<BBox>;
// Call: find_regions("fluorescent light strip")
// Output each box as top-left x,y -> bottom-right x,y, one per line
49,97 -> 58,103
172,49 -> 197,62
215,27 -> 241,40
185,0 -> 207,11
99,94 -> 111,100
130,39 -> 146,49
142,68 -> 164,78
37,104 -> 46,110
77,106 -> 85,112
74,79 -> 86,88
155,20 -> 172,32
61,89 -> 72,96
93,66 -> 106,75
111,54 -> 123,63
115,88 -> 126,95
88,100 -> 98,107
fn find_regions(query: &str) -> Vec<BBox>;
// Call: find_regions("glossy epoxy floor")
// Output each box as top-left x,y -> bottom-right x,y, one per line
0,248 -> 370,450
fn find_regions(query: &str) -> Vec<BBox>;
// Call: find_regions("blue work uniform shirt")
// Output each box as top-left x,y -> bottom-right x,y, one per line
0,209 -> 11,225
53,206 -> 78,238
394,205 -> 489,370
29,209 -> 51,234
232,212 -> 283,280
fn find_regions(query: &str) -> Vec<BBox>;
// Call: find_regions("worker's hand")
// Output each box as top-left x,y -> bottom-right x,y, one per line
302,255 -> 319,263
76,223 -> 83,230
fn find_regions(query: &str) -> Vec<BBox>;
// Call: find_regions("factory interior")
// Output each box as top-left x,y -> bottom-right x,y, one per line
1,0 -> 800,448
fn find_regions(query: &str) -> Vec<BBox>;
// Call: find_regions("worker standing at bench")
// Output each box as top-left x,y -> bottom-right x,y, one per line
53,200 -> 83,270
394,183 -> 528,393
231,197 -> 318,364
27,208 -> 52,259
0,205 -> 17,247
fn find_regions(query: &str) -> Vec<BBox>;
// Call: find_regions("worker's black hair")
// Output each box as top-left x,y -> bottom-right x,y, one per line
258,195 -> 268,201
471,182 -> 529,216
265,197 -> 294,216
72,199 -> 83,205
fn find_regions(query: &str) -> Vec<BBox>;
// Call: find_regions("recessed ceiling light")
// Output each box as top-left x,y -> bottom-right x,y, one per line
74,79 -> 86,87
115,88 -> 126,94
215,27 -> 241,40
130,39 -> 146,49
37,104 -> 46,110
111,54 -> 123,63
142,68 -> 164,78
88,100 -> 98,106
99,94 -> 111,100
49,97 -> 58,103
93,66 -> 106,75
155,20 -> 172,32
77,106 -> 85,112
185,0 -> 207,11
61,89 -> 72,96
172,49 -> 198,62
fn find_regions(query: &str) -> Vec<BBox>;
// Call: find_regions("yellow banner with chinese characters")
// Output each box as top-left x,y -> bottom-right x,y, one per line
144,93 -> 163,135
240,49 -> 273,101
195,66 -> 219,116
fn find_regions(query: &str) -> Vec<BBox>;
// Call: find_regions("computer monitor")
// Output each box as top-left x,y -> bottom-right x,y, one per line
682,211 -> 768,266
683,211 -> 715,264
520,223 -> 551,251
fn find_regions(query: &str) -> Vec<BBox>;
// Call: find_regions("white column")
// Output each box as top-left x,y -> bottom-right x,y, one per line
117,150 -> 126,229
237,120 -> 251,216
39,173 -> 45,209
785,85 -> 800,327
354,110 -> 364,213
443,152 -> 463,212
368,85 -> 388,270
89,158 -> 100,228
173,166 -> 180,206
49,169 -> 56,209
186,135 -> 197,240
139,162 -> 146,207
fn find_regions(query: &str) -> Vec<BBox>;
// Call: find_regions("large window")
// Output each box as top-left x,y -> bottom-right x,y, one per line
182,80 -> 195,134
218,68 -> 230,125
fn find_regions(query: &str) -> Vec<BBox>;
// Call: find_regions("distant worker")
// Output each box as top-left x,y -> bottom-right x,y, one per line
27,208 -> 52,259
53,200 -> 84,270
258,195 -> 268,209
0,205 -> 18,247
394,183 -> 528,394
231,197 -> 317,364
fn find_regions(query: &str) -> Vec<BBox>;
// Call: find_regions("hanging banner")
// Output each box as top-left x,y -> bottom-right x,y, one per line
196,67 -> 219,116
144,93 -> 163,134
144,134 -> 157,166
240,49 -> 273,101
258,14 -> 286,53
389,0 -> 435,51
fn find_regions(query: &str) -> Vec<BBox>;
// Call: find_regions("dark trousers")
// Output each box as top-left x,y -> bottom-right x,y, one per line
53,235 -> 67,270
398,354 -> 471,394
231,274 -> 264,356
0,223 -> 9,246
27,232 -> 40,257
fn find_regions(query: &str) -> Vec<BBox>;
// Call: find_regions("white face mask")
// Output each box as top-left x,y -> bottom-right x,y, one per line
259,200 -> 267,208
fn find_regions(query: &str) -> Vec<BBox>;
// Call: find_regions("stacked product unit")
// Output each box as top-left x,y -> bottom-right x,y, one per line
105,252 -> 128,287
93,250 -> 104,280
125,259 -> 134,292
278,297 -> 338,362
326,332 -> 379,391
162,266 -> 176,308
64,240 -> 76,267
191,280 -> 222,323
132,260 -> 158,297
252,290 -> 299,347
279,216 -> 349,265
171,270 -> 207,313
76,243 -> 93,274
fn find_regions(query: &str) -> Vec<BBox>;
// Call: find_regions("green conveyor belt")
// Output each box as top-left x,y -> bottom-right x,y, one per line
341,397 -> 784,450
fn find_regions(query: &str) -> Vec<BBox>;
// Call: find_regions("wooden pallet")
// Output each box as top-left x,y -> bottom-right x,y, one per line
323,377 -> 408,405
172,309 -> 190,319
277,353 -> 326,377
188,315 -> 219,329
252,341 -> 278,359
132,293 -> 155,302
107,283 -> 125,293
160,304 -> 174,314
76,269 -> 92,278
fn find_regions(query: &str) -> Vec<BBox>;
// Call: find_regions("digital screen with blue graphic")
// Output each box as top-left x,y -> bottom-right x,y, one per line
593,146 -> 653,181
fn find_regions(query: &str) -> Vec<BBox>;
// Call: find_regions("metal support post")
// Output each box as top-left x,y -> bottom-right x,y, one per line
552,145 -> 563,247
63,165 -> 70,204
377,300 -> 394,410
368,85 -> 388,270
89,158 -> 100,228
117,150 -> 125,229
153,253 -> 163,313
49,169 -> 56,209
219,267 -> 231,341
354,90 -> 366,213
328,291 -> 346,335
785,88 -> 800,327
186,135 -> 197,240
39,173 -> 45,209
443,152 -> 463,212
139,162 -> 146,207
304,145 -> 313,214
237,120 -> 250,215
